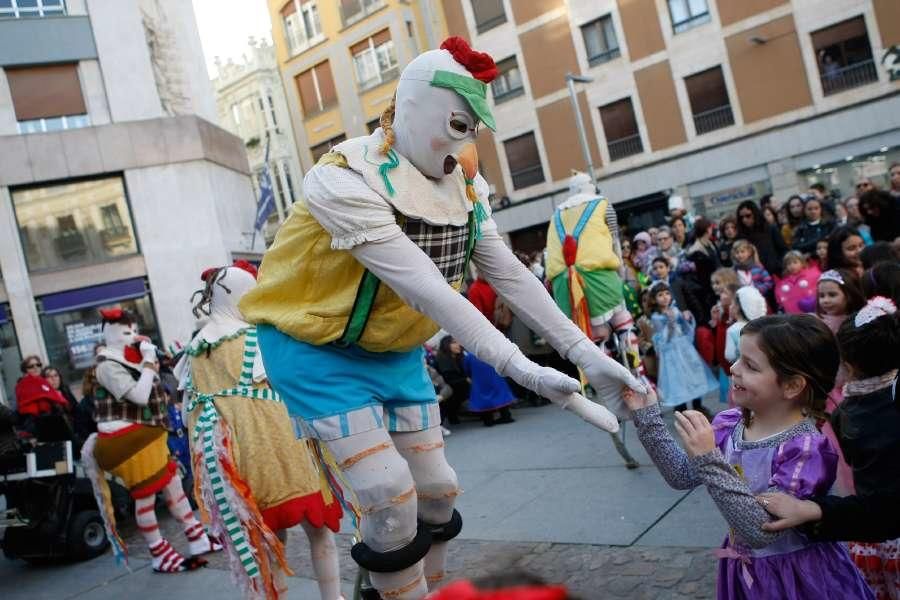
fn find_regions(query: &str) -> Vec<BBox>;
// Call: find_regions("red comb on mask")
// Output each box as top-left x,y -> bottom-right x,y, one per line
440,37 -> 498,83
99,308 -> 124,321
232,260 -> 258,279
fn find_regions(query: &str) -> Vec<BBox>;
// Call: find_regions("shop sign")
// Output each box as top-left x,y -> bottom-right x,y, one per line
65,322 -> 103,370
694,181 -> 770,221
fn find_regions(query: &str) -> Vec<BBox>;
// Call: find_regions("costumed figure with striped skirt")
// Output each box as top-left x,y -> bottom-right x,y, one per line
238,37 -> 644,600
545,171 -> 642,465
176,262 -> 344,600
81,308 -> 222,573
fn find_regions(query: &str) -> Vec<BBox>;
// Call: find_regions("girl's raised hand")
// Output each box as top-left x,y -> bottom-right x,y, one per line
673,410 -> 715,457
756,492 -> 823,531
622,384 -> 658,411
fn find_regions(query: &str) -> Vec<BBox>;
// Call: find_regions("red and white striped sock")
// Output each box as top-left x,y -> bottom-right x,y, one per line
149,538 -> 186,573
135,496 -> 162,547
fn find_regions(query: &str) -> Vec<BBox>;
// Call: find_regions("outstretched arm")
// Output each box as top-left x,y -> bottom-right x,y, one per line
350,234 -> 619,432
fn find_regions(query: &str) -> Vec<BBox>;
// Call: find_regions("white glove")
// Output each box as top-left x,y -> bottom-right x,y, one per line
139,340 -> 158,365
566,338 -> 646,420
501,352 -> 619,433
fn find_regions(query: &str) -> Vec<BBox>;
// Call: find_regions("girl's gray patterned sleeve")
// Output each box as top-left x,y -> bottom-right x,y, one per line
632,405 -> 701,490
691,452 -> 785,549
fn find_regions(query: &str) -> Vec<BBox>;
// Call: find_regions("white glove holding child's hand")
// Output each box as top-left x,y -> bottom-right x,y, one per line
567,338 -> 647,420
502,352 -> 619,432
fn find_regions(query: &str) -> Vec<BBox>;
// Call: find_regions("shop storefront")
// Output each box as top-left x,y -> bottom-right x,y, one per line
0,303 -> 22,407
36,278 -> 160,391
692,180 -> 772,223
800,146 -> 899,200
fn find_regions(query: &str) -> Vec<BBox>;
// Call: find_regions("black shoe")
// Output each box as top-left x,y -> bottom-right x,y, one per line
495,416 -> 515,425
448,417 -> 461,425
482,418 -> 496,427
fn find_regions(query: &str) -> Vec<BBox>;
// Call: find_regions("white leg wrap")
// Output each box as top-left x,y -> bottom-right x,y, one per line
324,428 -> 426,599
392,428 -> 459,590
300,521 -> 342,600
135,495 -> 162,547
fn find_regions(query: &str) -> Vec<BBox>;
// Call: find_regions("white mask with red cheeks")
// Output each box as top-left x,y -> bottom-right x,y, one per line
99,309 -> 145,366
390,37 -> 497,179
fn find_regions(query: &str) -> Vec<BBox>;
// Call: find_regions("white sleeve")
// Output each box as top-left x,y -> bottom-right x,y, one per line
724,324 -> 739,363
303,164 -> 403,250
349,234 -> 521,371
471,223 -> 587,360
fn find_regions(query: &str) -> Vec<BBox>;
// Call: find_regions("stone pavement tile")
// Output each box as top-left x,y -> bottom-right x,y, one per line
458,466 -> 686,545
633,487 -> 727,548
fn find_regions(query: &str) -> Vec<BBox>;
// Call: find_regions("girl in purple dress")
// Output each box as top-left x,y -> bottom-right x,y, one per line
624,314 -> 872,599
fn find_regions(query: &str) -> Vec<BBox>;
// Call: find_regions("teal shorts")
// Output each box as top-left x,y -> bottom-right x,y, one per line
256,324 -> 439,440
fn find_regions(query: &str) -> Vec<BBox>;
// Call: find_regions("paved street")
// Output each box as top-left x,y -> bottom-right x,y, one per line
1,401 -> 726,599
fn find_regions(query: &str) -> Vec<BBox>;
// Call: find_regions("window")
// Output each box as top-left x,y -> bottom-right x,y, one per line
471,0 -> 506,34
295,60 -> 337,117
503,132 -> 545,190
340,0 -> 384,27
0,0 -> 65,18
685,66 -> 734,134
581,15 -> 619,66
12,176 -> 139,272
282,0 -> 323,56
6,64 -> 89,134
267,94 -> 278,128
283,162 -> 296,203
492,56 -> 524,103
310,133 -> 347,164
351,30 -> 398,91
599,98 -> 643,161
811,16 -> 877,96
366,117 -> 381,133
667,0 -> 710,33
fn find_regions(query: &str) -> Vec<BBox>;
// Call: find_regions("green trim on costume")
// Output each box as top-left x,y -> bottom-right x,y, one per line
334,270 -> 382,347
363,146 -> 400,197
185,327 -> 253,356
551,268 -> 624,319
430,70 -> 496,131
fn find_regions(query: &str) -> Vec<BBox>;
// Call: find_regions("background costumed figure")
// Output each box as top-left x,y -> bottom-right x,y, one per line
545,171 -> 641,467
240,37 -> 644,600
177,262 -> 343,600
81,309 -> 221,573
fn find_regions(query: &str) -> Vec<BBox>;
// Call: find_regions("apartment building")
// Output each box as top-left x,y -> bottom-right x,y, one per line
267,0 -> 448,171
441,0 -> 900,250
0,0 -> 259,401
212,37 -> 304,242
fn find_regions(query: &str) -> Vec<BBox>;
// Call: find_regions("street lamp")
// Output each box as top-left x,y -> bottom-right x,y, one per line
565,73 -> 597,191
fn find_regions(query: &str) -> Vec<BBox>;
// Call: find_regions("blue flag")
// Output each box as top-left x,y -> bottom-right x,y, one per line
254,138 -> 275,231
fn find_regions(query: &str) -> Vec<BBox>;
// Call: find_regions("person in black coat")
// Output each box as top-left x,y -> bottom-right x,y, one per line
435,335 -> 469,425
679,217 -> 720,324
758,305 -> 900,543
791,197 -> 835,254
736,200 -> 788,276
859,189 -> 900,242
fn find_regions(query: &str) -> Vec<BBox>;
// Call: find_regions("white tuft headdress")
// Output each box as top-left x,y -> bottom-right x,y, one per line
854,296 -> 897,327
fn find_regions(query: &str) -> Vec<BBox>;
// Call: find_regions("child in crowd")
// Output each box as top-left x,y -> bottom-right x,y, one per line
647,281 -> 717,415
774,251 -> 821,314
759,298 -> 900,600
710,269 -> 739,404
636,289 -> 659,384
816,269 -> 867,495
724,285 -> 768,366
731,240 -> 774,298
632,231 -> 654,273
814,239 -> 830,270
623,314 -> 874,599
650,255 -> 674,283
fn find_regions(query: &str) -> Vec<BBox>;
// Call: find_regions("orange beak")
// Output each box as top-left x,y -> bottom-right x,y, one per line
457,143 -> 478,181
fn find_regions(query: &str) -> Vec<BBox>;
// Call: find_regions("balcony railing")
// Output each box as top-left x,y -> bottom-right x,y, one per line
607,134 -> 643,161
100,225 -> 132,248
821,59 -> 878,96
54,231 -> 87,259
693,104 -> 735,135
510,165 -> 545,190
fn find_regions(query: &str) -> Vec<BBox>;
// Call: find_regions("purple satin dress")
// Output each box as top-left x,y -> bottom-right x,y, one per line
713,409 -> 873,599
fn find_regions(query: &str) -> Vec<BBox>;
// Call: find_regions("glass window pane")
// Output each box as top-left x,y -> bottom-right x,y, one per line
17,0 -> 38,8
602,18 -> 618,49
44,116 -> 64,131
0,317 -> 22,406
583,24 -> 603,58
668,0 -> 688,24
0,0 -> 14,9
12,176 -> 139,272
687,0 -> 708,17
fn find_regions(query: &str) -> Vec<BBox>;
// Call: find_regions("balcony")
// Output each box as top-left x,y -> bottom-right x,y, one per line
607,134 -> 643,161
340,0 -> 384,27
693,105 -> 735,135
821,59 -> 878,96
100,225 -> 132,249
54,231 -> 87,259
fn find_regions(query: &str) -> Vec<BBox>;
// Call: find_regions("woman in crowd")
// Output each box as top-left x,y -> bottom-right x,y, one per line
792,197 -> 835,255
736,200 -> 788,276
670,216 -> 688,249
826,226 -> 866,278
435,335 -> 469,426
717,216 -> 738,268
781,195 -> 806,248
859,189 -> 900,242
41,366 -> 78,414
682,218 -> 720,324
845,196 -> 874,245
15,355 -> 69,435
762,205 -> 779,228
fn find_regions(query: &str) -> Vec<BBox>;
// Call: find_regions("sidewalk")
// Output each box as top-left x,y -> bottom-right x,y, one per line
1,402 -> 725,599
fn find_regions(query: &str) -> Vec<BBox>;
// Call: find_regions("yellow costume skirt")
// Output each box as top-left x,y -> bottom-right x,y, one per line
94,424 -> 176,499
